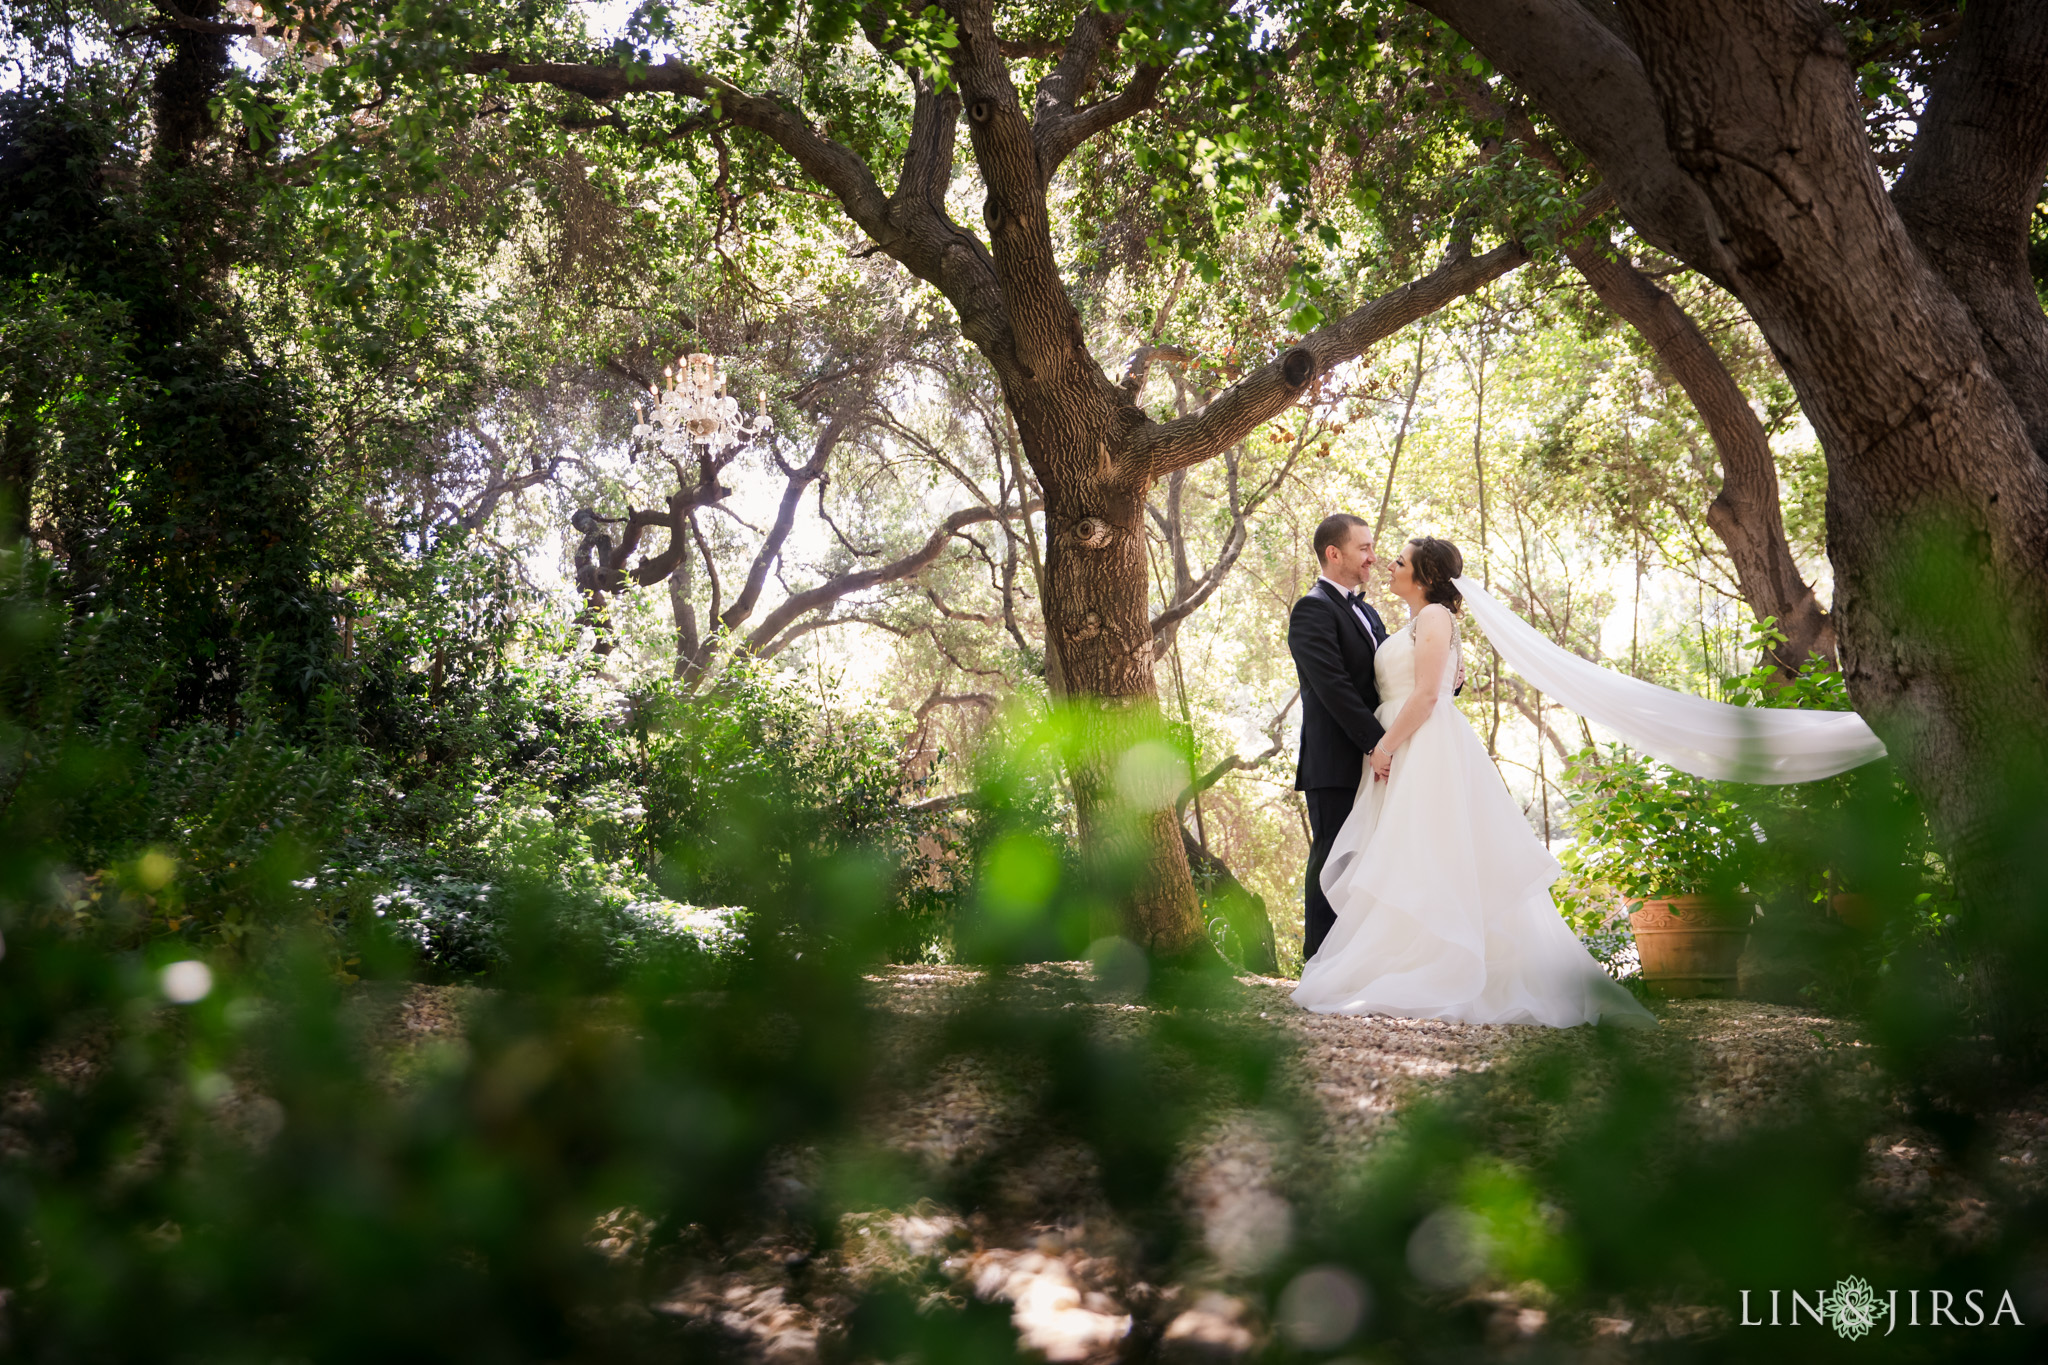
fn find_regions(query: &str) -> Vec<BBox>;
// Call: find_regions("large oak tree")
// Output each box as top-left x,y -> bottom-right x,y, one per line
1410,0 -> 2048,925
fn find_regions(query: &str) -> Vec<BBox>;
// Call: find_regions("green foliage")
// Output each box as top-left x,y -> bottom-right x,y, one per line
0,500 -> 968,983
0,69 -> 980,978
0,910 -> 893,1362
10,12 -> 2048,1360
1,574 -> 349,953
0,898 -> 1302,1363
947,706 -> 1107,965
1,86 -> 341,722
1713,639 -> 1956,1014
950,701 -> 1231,966
0,584 -> 1300,1361
1721,618 -> 1855,713
1556,635 -> 1960,1011
1558,745 -> 1756,905
1560,628 -> 1863,911
1,523 -> 747,990
11,549 -> 2048,1362
639,656 -> 951,962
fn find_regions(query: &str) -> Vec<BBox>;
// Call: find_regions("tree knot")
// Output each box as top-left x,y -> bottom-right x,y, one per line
1280,346 -> 1318,390
1071,517 -> 1114,549
1069,610 -> 1104,642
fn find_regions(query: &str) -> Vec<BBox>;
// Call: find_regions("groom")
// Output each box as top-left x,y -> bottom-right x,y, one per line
1288,514 -> 1388,962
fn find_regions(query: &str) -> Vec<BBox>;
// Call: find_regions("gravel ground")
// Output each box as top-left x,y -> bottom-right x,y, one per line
345,969 -> 2047,1361
1262,981 -> 1888,1149
16,958 -> 2038,1359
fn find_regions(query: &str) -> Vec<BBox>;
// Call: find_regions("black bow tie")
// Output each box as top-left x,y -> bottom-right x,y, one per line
1345,590 -> 1366,605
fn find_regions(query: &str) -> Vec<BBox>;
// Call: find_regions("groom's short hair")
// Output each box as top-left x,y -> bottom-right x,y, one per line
1313,513 -> 1369,565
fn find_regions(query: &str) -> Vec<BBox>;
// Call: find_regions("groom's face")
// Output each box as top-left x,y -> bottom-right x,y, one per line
1326,525 -> 1376,588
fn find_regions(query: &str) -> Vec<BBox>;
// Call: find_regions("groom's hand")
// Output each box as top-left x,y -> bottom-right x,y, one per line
1370,745 -> 1393,781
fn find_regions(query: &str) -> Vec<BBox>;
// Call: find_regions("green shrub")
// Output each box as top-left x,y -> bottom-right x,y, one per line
1557,744 -> 1757,904
1554,634 -> 1959,1009
640,656 -> 951,963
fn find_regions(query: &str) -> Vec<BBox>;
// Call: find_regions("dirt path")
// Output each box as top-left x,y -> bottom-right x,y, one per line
367,968 -> 2045,1362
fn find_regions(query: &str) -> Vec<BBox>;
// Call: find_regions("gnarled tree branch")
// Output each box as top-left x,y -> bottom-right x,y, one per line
1406,0 -> 1725,275
720,395 -> 864,632
1132,185 -> 1613,478
1175,689 -> 1299,813
945,0 -> 1077,383
741,498 -> 1044,651
1031,7 -> 1169,187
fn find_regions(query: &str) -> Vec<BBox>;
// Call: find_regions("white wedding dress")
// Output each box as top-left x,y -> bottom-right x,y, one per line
1293,608 -> 1656,1028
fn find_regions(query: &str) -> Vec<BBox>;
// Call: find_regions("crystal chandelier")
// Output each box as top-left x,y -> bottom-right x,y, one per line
632,353 -> 772,457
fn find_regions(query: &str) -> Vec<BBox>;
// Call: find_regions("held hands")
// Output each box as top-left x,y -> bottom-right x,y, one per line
1370,743 -> 1393,781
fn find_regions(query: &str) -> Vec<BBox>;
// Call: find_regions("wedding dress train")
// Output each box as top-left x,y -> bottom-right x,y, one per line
1292,607 -> 1656,1028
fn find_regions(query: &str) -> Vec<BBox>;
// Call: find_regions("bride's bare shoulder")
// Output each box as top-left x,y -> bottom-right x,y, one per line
1413,602 -> 1456,633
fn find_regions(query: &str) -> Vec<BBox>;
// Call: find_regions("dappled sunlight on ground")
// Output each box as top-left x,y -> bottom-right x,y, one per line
309,969 -> 2048,1362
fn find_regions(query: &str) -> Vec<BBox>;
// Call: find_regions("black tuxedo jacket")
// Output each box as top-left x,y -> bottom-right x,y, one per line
1289,580 -> 1388,791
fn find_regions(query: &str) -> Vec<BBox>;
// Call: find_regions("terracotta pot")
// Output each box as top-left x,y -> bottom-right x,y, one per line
1830,892 -> 1877,931
1628,895 -> 1752,998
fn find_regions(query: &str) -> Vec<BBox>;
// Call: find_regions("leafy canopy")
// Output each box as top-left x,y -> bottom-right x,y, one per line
201,0 -> 1533,341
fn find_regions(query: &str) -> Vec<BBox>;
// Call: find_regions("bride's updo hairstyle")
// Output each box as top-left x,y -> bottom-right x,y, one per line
1406,537 -> 1465,613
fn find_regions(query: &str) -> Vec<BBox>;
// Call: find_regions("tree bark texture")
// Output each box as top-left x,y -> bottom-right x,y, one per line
1414,0 -> 2048,917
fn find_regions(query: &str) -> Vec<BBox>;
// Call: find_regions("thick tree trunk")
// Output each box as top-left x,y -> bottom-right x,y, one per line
1417,0 -> 2048,929
1015,374 -> 1207,954
1564,235 -> 1834,669
933,0 -> 1212,955
1617,0 -> 2048,909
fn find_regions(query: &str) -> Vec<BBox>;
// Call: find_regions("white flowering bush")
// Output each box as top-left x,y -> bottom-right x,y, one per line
624,899 -> 749,955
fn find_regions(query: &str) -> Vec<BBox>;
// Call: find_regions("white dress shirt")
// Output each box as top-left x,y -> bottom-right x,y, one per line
1317,575 -> 1380,643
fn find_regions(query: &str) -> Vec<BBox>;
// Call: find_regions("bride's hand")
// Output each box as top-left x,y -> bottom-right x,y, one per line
1370,744 -> 1393,780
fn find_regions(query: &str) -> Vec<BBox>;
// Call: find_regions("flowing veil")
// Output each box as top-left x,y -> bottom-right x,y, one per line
1451,577 -> 1886,784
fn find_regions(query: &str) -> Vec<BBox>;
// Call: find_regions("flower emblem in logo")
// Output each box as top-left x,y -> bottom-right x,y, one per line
1826,1275 -> 1881,1340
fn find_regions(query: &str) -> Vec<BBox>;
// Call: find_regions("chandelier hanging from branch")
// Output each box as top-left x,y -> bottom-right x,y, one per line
632,353 -> 772,457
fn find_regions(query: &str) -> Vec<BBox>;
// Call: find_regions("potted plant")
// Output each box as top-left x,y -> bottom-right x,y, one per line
1559,747 -> 1759,998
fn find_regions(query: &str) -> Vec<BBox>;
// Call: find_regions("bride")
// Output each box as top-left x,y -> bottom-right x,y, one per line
1293,537 -> 1656,1027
